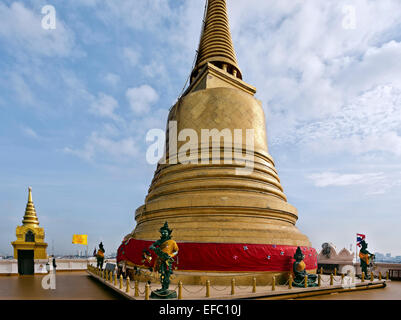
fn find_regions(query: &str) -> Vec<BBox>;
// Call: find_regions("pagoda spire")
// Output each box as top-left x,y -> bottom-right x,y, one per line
22,187 -> 39,227
191,0 -> 242,82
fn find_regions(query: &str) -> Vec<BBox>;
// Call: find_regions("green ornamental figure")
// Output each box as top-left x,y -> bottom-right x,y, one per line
359,240 -> 375,276
148,222 -> 179,299
292,246 -> 318,287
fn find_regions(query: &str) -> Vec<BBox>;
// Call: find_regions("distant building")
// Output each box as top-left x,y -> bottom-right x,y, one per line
317,243 -> 354,274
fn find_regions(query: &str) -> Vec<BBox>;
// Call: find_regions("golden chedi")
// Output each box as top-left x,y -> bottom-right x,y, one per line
118,0 -> 317,284
11,187 -> 48,275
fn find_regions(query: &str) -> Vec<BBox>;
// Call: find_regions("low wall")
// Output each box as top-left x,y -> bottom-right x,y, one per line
0,258 -> 117,275
51,258 -> 117,271
318,260 -> 401,277
0,260 -> 18,275
354,262 -> 401,277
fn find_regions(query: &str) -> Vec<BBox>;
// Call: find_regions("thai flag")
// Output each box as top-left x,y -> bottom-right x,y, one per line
357,233 -> 365,247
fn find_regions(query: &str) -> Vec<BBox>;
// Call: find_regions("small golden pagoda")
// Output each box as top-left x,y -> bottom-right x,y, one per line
11,187 -> 48,265
118,0 -> 317,284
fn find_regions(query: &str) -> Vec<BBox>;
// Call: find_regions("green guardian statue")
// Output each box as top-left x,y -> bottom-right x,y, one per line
148,222 -> 179,299
359,240 -> 375,276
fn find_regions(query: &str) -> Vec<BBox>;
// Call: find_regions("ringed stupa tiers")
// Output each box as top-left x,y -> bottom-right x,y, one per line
118,0 -> 317,283
11,187 -> 48,275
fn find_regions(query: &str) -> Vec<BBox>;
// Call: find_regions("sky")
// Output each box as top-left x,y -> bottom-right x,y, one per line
1,0 -> 401,257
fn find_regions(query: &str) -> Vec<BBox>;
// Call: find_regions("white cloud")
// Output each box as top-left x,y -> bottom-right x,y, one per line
273,84 -> 401,157
307,171 -> 401,195
123,47 -> 141,67
308,172 -> 386,187
64,132 -> 138,162
0,2 -> 76,57
21,126 -> 39,139
141,60 -> 167,80
126,85 -> 159,115
10,73 -> 35,105
96,0 -> 173,31
104,73 -> 120,87
89,93 -> 120,121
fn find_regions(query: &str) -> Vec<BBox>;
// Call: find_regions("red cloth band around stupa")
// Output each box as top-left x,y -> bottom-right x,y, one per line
117,239 -> 317,272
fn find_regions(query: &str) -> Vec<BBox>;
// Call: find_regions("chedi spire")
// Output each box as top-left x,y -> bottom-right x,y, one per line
22,187 -> 39,227
191,0 -> 242,82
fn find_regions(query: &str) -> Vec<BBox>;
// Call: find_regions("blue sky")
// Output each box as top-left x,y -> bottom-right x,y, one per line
1,0 -> 401,257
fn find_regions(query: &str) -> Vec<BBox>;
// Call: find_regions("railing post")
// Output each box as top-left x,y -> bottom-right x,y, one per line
252,277 -> 256,293
178,281 -> 183,300
304,275 -> 308,288
318,274 -> 321,287
145,283 -> 150,300
379,272 -> 382,281
206,280 -> 210,298
320,267 -> 323,275
135,280 -> 139,297
288,275 -> 293,289
386,271 -> 389,281
334,267 -> 337,276
114,273 -> 117,286
126,276 -> 130,293
361,272 -> 365,282
330,273 -> 333,286
120,274 -> 123,289
231,278 -> 235,295
272,276 -> 276,291
370,272 -> 374,282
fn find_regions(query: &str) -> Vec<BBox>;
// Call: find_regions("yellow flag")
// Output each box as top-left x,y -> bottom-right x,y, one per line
72,234 -> 88,245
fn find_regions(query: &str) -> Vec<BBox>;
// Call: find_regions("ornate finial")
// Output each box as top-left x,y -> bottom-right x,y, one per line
22,186 -> 39,227
191,0 -> 242,82
28,186 -> 32,202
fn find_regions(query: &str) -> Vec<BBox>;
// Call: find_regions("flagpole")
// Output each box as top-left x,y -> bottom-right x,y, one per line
355,242 -> 358,264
